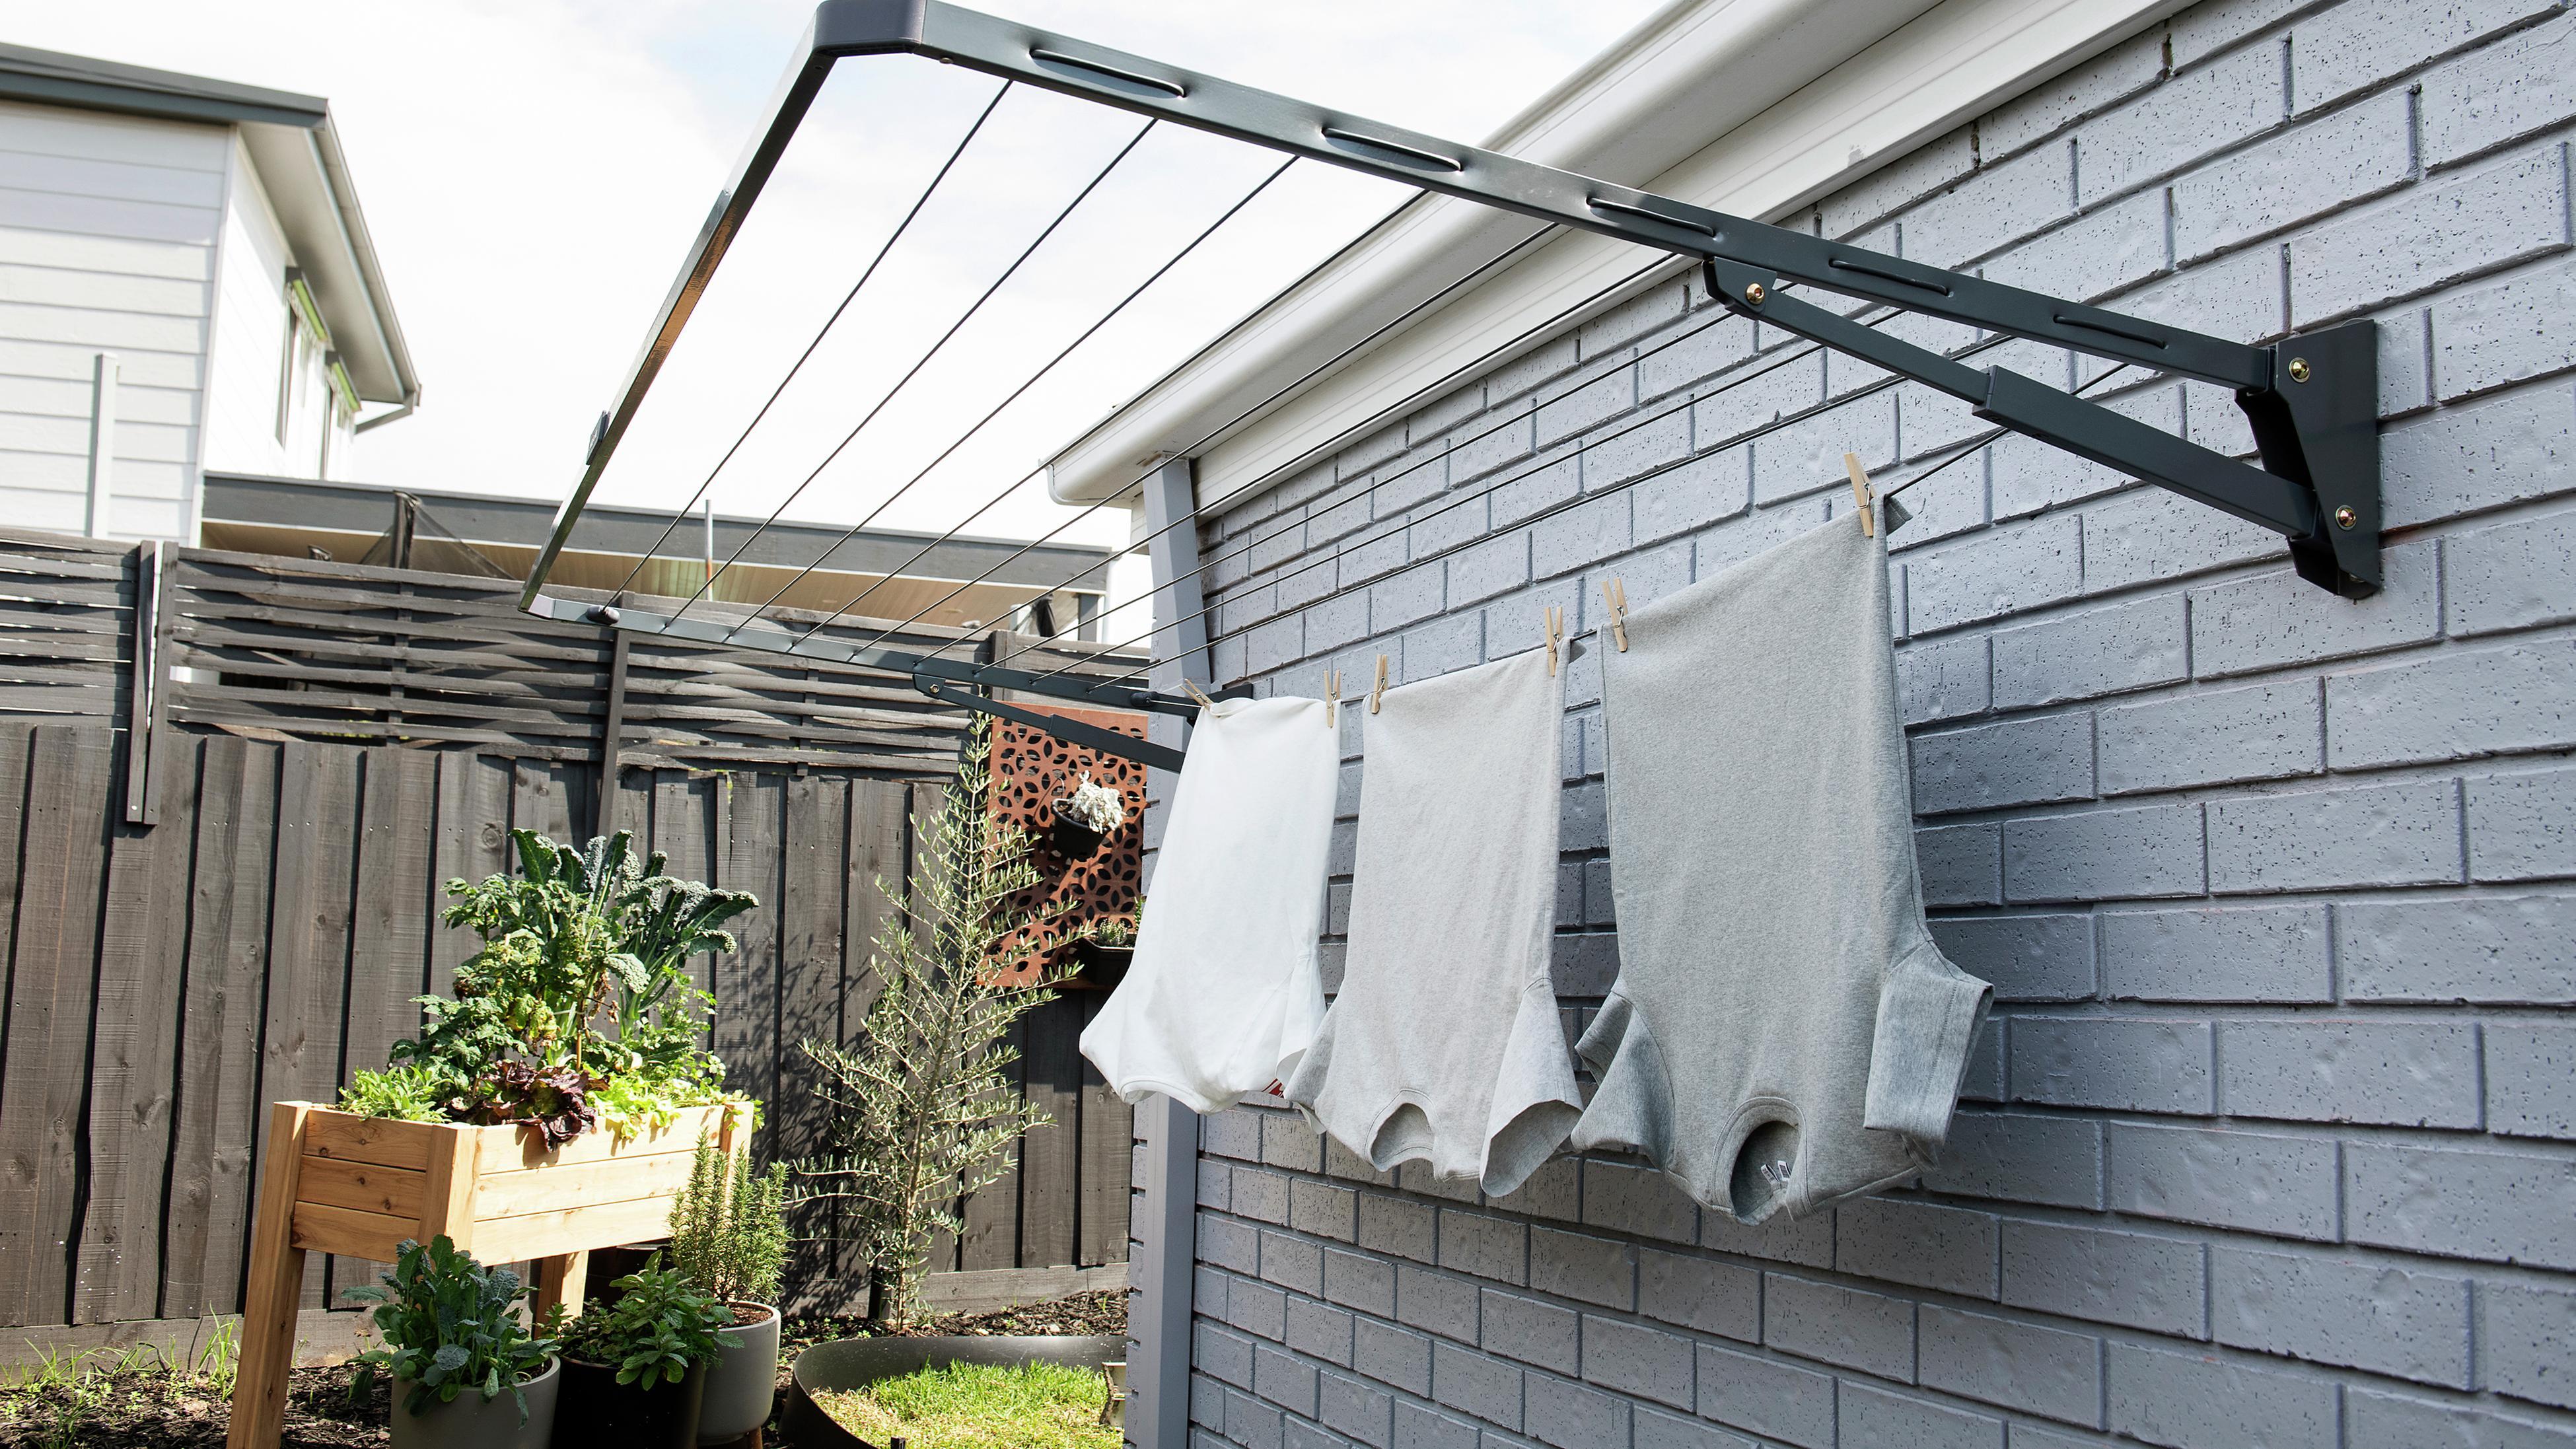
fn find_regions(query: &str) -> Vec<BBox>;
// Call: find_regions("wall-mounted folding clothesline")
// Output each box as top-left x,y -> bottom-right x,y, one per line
521,0 -> 2385,773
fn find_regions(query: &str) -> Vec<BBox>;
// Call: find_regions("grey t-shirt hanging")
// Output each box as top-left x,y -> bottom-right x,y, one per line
1285,648 -> 1581,1197
1573,514 -> 1991,1222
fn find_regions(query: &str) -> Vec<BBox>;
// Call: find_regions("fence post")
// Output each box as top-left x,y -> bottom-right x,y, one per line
595,629 -> 631,840
122,540 -> 162,824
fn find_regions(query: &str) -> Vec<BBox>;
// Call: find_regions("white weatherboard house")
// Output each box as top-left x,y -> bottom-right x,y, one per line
0,44 -> 416,544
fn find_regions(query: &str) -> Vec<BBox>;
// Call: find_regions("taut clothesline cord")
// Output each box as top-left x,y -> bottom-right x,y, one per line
668,114 -> 1161,627
989,264 -> 1813,674
610,81 -> 1013,602
738,154 -> 1301,637
826,222 -> 1568,658
1077,320 -> 2135,689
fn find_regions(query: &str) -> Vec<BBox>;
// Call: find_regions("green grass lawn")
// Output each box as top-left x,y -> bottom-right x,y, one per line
812,1361 -> 1116,1449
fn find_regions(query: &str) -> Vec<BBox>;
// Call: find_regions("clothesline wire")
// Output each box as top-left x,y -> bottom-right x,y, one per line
984,253 -> 1741,672
727,153 -> 1301,637
609,81 -> 1014,602
826,221 -> 1574,660
1075,322 -> 2153,691
667,114 -> 1161,627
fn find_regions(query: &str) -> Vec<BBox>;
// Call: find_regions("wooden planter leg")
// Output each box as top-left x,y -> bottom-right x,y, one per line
534,1250 -> 589,1320
227,1101 -> 314,1449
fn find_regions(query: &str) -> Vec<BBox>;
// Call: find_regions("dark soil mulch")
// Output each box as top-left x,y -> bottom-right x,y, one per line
0,1291 -> 1127,1448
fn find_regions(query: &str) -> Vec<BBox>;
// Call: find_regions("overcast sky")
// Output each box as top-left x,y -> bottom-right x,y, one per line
25,0 -> 1663,580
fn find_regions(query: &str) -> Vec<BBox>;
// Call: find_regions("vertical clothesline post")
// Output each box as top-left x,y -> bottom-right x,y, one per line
1128,454 -> 1203,1449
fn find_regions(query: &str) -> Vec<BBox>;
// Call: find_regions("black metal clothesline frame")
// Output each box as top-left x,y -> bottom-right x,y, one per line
520,0 -> 2384,773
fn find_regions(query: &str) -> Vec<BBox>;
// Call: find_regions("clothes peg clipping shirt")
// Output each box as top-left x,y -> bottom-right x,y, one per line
1371,653 -> 1389,714
1843,451 -> 1875,538
1601,577 -> 1630,652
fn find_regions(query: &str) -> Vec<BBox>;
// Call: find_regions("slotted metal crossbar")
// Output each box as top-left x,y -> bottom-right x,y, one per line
523,0 -> 2385,773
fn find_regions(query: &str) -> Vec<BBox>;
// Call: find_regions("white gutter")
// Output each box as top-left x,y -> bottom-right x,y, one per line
1048,0 -> 2186,512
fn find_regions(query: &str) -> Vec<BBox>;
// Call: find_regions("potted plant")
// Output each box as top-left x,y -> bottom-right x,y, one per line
667,1131 -> 789,1444
558,1255 -> 739,1447
1068,911 -> 1138,987
1048,771 -> 1127,856
343,1236 -> 562,1449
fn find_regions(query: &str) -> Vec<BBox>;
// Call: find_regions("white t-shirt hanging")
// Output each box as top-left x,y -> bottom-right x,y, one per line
1080,694 -> 1337,1113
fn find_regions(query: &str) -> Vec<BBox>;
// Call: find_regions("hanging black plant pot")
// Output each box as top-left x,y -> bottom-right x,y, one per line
1050,798 -> 1108,856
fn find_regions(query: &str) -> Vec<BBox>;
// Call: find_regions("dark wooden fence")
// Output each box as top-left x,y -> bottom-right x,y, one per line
0,528 -> 1136,1330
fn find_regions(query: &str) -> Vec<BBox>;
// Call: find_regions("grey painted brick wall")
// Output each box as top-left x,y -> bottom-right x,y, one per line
1163,2 -> 2576,1445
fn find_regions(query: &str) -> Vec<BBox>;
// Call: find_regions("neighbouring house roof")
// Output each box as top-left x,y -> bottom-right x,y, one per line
1044,0 -> 2189,514
0,42 -> 421,413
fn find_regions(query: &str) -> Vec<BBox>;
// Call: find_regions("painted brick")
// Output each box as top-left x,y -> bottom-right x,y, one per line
2207,777 -> 2464,893
2482,1280 -> 2576,1410
2487,1022 -> 2576,1139
2106,1342 -> 2337,1449
2290,0 -> 2563,112
2101,903 -> 2332,1002
1836,1195 -> 2001,1298
1761,1273 -> 1915,1380
2209,1244 -> 2472,1386
1991,595 -> 2188,709
1902,141 -> 2076,269
1203,1322 -> 1260,1388
2003,802 -> 2206,903
1326,1248 -> 1398,1318
2470,767 -> 2576,881
2338,892 -> 2576,1003
1234,1386 -> 1287,1449
1633,1405 -> 1756,1449
1755,390 -> 1898,501
1528,1228 -> 1634,1311
1911,713 -> 2096,816
1205,1215 -> 1263,1275
1918,1304 -> 2102,1427
1479,1289 -> 1579,1374
1235,1169 -> 1291,1225
1984,188 -> 2170,303
1265,1232 -> 1328,1298
2102,676 -> 2327,800
1290,1298 -> 1358,1367
1398,1265 -> 1482,1343
2348,1385 -> 2576,1449
1523,1372 -> 1631,1449
2448,506 -> 2576,636
2175,85 -> 2412,262
1836,1380 -> 2007,1449
1260,1344 -> 1324,1417
1358,1194 -> 1437,1264
1432,1341 -> 1522,1430
1928,913 -> 2094,1003
1320,1370 -> 1394,1448
1393,1399 -> 1480,1449
1986,386 -> 2178,523
2429,7 -> 2576,162
1582,1160 -> 1698,1246
2330,642 -> 2576,769
2435,260 -> 2576,402
1235,1279 -> 1292,1341
1822,124 -> 1978,236
1919,822 -> 2003,906
1696,497 -> 1829,579
2002,1219 -> 2209,1337
2219,1018 -> 2484,1127
2013,1016 -> 2215,1113
1581,1314 -> 1696,1409
2109,1122 -> 2341,1240
1285,1418 -> 1347,1449
1207,1110 -> 1264,1161
2289,144 -> 2572,326
2383,381 -> 2576,530
1636,1248 -> 1760,1342
1536,366 -> 1633,449
1438,1210 -> 1528,1287
1695,1342 -> 1834,1449
1906,515 -> 2083,635
1896,633 -> 1991,725
1640,312 -> 1756,401
1293,1181 -> 1361,1242
2347,1141 -> 2576,1269
1353,1319 -> 1433,1397
2190,538 -> 2441,678
1921,1110 -> 2106,1209
1630,443 -> 1752,546
1584,404 -> 1693,493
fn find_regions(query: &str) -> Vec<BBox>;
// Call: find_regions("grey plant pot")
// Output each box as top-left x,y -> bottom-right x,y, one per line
697,1301 -> 781,1444
391,1355 -> 559,1449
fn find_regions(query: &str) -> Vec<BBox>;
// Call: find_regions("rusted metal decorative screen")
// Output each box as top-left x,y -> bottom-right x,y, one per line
986,708 -> 1145,986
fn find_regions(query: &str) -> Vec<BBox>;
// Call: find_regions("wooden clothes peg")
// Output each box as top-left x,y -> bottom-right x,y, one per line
1183,678 -> 1217,709
1370,654 -> 1389,714
1843,451 -> 1876,538
1544,606 -> 1565,676
1600,577 -> 1629,652
1324,668 -> 1340,726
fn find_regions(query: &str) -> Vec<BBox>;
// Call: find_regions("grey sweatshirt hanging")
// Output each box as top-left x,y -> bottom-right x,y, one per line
1285,649 -> 1581,1197
1573,513 -> 1991,1222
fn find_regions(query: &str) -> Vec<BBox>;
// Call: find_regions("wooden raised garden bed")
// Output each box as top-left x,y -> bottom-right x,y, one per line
228,1099 -> 744,1449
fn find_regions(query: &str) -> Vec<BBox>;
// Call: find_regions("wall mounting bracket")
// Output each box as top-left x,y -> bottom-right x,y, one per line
522,0 -> 2386,771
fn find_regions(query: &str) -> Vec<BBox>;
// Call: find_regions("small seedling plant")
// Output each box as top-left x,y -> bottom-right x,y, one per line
562,1255 -> 740,1389
343,1236 -> 561,1423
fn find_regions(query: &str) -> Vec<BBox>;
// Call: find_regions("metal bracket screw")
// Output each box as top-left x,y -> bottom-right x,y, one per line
1742,281 -> 1766,305
2335,505 -> 2358,530
2287,357 -> 2311,383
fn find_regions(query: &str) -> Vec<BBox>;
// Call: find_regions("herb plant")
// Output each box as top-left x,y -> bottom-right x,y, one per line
343,1236 -> 560,1423
561,1255 -> 738,1389
339,1063 -> 448,1123
667,1127 -> 789,1306
793,718 -> 1059,1323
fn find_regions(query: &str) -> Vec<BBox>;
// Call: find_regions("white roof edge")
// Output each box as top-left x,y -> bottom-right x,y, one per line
239,113 -> 419,408
1047,0 -> 2186,512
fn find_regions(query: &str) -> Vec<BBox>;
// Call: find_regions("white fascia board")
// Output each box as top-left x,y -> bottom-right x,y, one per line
237,116 -> 417,407
1048,0 -> 2185,512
